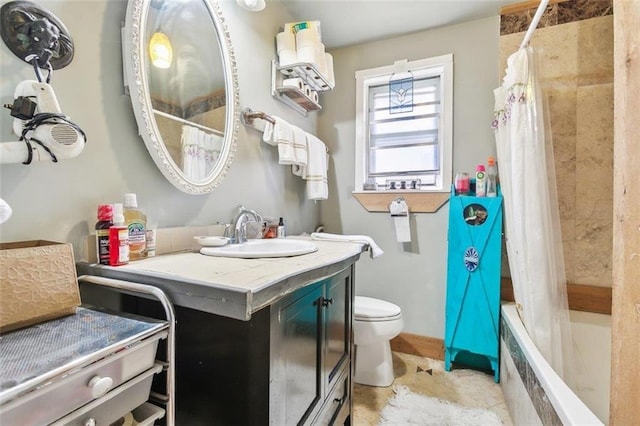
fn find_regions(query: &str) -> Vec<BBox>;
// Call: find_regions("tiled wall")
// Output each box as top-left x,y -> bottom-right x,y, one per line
499,1 -> 613,287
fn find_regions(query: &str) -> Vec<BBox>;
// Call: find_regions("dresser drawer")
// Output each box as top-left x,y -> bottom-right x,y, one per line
312,372 -> 349,425
51,363 -> 162,426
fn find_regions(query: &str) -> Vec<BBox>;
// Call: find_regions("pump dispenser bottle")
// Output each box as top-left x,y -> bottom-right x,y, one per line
124,193 -> 147,260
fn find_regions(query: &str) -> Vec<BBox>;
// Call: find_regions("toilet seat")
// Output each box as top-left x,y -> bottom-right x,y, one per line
354,296 -> 402,322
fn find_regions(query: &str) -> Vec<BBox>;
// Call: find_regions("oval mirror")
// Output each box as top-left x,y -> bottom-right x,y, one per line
123,0 -> 239,194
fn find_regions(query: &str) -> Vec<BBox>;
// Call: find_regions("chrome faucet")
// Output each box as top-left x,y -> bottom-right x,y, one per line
232,205 -> 263,244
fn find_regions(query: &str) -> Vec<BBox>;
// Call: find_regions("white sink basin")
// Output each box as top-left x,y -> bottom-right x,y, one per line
200,238 -> 318,259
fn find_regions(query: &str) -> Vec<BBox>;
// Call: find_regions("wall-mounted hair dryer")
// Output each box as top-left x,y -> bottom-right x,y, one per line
1,80 -> 86,164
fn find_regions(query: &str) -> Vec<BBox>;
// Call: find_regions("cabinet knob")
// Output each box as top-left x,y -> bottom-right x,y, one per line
322,297 -> 333,307
87,375 -> 113,398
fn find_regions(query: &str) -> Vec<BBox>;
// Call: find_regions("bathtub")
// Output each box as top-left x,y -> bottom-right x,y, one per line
500,303 -> 610,425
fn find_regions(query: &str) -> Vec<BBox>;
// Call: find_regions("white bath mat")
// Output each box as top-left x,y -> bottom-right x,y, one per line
378,385 -> 503,425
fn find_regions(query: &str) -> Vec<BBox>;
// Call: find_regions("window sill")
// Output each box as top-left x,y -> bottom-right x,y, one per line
352,191 -> 450,213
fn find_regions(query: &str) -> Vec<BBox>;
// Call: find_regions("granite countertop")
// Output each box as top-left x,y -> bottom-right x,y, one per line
76,236 -> 364,321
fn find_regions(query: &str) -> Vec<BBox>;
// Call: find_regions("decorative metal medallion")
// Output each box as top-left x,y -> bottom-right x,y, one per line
464,246 -> 479,272
0,1 -> 74,69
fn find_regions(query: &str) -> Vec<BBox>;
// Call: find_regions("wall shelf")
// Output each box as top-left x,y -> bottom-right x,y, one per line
271,60 -> 333,116
352,191 -> 450,213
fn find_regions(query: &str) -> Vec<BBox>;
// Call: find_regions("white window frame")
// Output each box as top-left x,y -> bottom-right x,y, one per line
354,54 -> 453,193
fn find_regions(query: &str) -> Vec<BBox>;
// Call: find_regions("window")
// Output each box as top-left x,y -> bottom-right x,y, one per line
354,55 -> 453,193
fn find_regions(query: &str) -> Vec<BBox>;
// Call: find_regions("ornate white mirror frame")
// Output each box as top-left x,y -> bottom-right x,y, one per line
122,0 -> 239,194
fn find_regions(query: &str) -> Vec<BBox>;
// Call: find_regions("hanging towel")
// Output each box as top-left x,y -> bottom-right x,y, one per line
262,115 -> 293,147
292,126 -> 308,167
310,232 -> 384,259
279,125 -> 307,166
304,134 -> 328,200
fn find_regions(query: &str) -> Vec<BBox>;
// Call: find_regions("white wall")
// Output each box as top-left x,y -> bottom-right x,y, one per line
0,0 -> 320,259
319,16 -> 501,337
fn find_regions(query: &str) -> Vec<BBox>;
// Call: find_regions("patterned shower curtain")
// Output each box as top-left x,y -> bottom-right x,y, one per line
492,47 -> 573,383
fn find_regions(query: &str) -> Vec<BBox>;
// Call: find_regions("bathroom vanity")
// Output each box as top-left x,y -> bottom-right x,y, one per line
77,237 -> 363,425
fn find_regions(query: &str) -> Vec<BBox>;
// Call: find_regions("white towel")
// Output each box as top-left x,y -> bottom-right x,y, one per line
310,232 -> 384,259
292,126 -> 308,167
262,115 -> 293,148
304,134 -> 328,200
279,125 -> 307,166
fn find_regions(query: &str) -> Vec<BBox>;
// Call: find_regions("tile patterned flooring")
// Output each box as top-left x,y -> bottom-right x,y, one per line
352,352 -> 514,425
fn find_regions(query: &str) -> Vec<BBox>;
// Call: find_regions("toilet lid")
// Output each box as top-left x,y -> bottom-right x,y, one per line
354,296 -> 402,321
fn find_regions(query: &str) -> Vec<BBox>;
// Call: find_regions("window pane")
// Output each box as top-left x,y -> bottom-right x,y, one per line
369,144 -> 439,175
367,75 -> 441,177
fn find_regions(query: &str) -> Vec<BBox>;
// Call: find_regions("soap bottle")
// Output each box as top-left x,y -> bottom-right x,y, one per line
95,204 -> 113,265
277,217 -> 286,238
124,193 -> 147,260
109,203 -> 129,266
475,164 -> 486,197
486,156 -> 498,197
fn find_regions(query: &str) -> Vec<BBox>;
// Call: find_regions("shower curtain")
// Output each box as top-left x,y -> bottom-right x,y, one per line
181,125 -> 222,180
492,47 -> 573,382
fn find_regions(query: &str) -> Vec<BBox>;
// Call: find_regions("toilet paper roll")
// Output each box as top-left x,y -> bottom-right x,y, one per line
393,216 -> 411,243
303,84 -> 312,98
283,77 -> 304,91
316,43 -> 327,78
324,52 -> 335,87
276,31 -> 295,53
310,90 -> 319,103
278,49 -> 298,66
389,199 -> 411,243
297,45 -> 318,67
295,28 -> 320,48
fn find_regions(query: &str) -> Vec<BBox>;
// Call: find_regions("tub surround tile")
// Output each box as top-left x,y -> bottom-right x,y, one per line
561,219 -> 576,284
557,0 -> 613,25
574,219 -> 613,286
500,0 -> 613,36
500,3 -> 559,36
499,15 -> 613,290
575,84 -> 614,221
554,134 -> 577,220
576,17 -> 613,85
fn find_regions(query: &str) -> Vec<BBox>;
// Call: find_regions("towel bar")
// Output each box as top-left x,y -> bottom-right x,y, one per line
241,108 -> 276,126
241,107 -> 329,154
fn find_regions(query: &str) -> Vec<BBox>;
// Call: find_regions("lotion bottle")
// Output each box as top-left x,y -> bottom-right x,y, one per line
124,193 -> 147,260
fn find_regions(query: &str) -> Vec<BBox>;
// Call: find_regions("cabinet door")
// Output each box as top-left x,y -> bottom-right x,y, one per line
324,269 -> 351,385
279,285 -> 323,425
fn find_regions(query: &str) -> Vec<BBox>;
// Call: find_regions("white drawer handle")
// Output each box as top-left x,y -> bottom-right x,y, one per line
87,375 -> 113,398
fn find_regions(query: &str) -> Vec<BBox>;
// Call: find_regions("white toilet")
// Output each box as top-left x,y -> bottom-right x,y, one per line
353,296 -> 404,387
